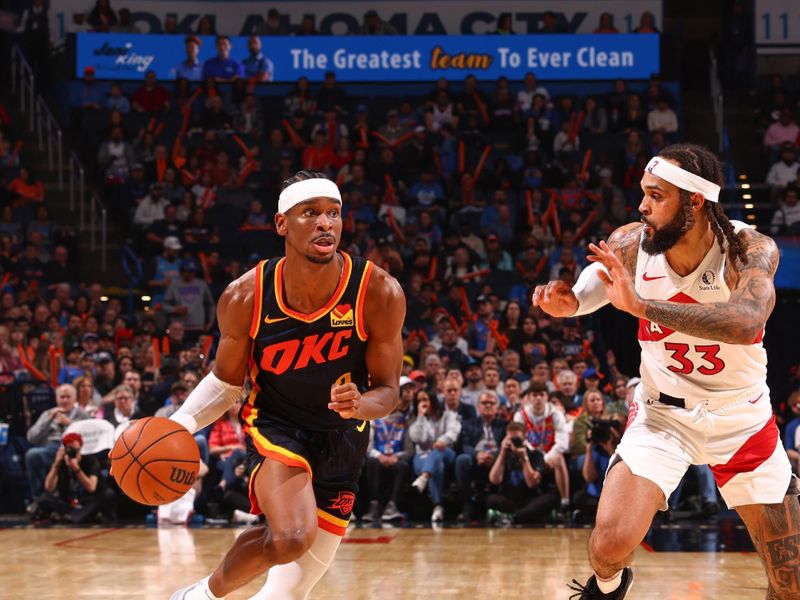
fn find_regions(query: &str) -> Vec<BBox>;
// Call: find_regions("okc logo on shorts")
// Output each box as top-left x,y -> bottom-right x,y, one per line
328,491 -> 355,515
330,303 -> 354,327
625,402 -> 638,432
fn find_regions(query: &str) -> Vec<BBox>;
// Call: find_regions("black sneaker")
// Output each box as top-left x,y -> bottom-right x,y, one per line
567,567 -> 633,599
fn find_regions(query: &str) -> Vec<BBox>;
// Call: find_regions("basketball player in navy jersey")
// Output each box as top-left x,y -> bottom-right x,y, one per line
169,171 -> 405,599
533,144 -> 800,599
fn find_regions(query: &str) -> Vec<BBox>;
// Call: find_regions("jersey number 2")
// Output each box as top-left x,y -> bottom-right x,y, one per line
664,343 -> 725,375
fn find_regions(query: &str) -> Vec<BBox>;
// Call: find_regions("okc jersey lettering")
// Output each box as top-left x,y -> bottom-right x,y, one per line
244,252 -> 374,432
261,330 -> 353,374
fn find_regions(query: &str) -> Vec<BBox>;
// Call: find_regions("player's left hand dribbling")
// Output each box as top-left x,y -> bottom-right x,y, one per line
329,382 -> 361,420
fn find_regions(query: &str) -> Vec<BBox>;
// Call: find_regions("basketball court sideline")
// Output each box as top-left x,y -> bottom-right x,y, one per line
0,517 -> 769,599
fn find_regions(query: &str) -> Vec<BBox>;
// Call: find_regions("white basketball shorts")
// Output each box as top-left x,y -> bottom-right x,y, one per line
614,383 -> 792,509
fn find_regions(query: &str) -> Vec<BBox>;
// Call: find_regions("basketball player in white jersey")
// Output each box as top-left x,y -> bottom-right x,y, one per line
533,144 -> 800,599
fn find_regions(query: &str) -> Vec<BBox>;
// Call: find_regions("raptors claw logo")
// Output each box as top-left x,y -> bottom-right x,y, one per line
328,491 -> 355,515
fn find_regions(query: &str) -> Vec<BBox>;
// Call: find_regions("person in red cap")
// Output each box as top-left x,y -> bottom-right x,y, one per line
29,432 -> 114,524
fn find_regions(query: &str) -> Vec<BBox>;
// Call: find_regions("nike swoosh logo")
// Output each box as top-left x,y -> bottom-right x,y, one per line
356,420 -> 367,432
264,314 -> 290,324
642,273 -> 666,281
748,393 -> 763,405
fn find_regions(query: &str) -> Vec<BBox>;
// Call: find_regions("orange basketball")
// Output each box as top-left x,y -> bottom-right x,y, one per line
109,416 -> 200,506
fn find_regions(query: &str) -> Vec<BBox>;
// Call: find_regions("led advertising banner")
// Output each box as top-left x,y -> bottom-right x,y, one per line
76,33 -> 660,82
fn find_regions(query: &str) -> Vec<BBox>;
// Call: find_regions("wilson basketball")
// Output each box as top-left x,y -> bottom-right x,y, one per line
109,416 -> 200,506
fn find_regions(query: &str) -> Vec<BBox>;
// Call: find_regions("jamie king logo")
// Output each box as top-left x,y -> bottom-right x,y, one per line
92,41 -> 154,72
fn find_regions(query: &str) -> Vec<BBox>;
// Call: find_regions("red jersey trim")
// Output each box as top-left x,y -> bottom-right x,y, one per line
710,414 -> 779,488
249,260 -> 266,339
355,261 -> 374,342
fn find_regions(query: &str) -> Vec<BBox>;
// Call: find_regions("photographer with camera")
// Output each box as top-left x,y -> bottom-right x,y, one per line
31,432 -> 113,523
571,390 -> 608,469
573,418 -> 622,523
25,383 -> 90,500
485,422 -> 559,525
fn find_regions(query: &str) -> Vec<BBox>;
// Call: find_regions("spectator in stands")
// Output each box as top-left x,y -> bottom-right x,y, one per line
647,98 -> 678,134
770,187 -> 800,235
202,36 -> 243,82
764,109 -> 799,151
176,36 -> 202,82
15,242 -> 47,288
294,14 -> 317,36
131,71 -> 170,114
7,167 -> 44,205
784,391 -> 800,475
105,83 -> 130,114
516,73 -> 550,114
94,352 -> 116,397
30,431 -> 113,524
316,71 -> 348,114
87,0 -> 117,31
766,144 -> 799,190
570,389 -> 608,462
162,15 -> 177,34
514,381 -> 571,513
162,258 -> 216,340
540,11 -> 566,34
234,93 -> 263,137
409,389 -> 461,523
256,8 -> 288,36
486,421 -> 558,525
195,15 -> 215,36
242,35 -> 273,82
25,383 -> 89,499
634,11 -> 660,33
456,390 -> 506,519
581,96 -> 607,135
363,377 -> 412,523
360,9 -> 398,35
147,236 -> 181,309
302,130 -> 334,172
132,182 -> 168,229
573,418 -> 621,522
97,127 -> 134,180
593,12 -> 619,33
73,375 -> 100,416
70,67 -> 106,131
103,384 -> 143,428
112,8 -> 140,33
492,13 -> 514,35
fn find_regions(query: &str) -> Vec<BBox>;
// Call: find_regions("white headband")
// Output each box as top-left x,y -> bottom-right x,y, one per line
644,157 -> 720,202
278,178 -> 342,214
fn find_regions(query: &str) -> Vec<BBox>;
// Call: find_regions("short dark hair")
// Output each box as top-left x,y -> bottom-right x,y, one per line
507,422 -> 525,434
525,381 -> 548,395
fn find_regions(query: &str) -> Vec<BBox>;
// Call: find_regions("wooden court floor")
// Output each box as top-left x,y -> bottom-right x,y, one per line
0,525 -> 769,599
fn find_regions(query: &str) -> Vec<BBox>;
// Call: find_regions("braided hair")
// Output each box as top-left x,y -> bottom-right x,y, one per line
280,170 -> 330,192
657,143 -> 748,266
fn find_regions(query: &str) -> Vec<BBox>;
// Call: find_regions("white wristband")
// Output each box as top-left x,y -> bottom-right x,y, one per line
170,371 -> 243,434
572,261 -> 611,317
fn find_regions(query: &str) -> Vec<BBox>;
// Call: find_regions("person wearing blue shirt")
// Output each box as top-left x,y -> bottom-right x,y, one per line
105,83 -> 130,113
175,36 -> 203,82
573,419 -> 621,521
202,36 -> 243,82
242,35 -> 274,82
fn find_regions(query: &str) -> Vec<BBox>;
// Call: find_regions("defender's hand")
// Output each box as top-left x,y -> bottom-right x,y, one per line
329,382 -> 361,420
587,241 -> 646,318
531,280 -> 579,317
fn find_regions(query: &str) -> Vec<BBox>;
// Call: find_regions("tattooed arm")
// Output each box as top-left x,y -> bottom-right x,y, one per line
642,229 -> 777,345
588,228 -> 778,345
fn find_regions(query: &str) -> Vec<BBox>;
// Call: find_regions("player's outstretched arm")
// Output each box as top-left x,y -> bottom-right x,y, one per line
532,222 -> 641,318
590,228 -> 778,345
329,266 -> 406,421
170,269 -> 254,433
642,229 -> 778,344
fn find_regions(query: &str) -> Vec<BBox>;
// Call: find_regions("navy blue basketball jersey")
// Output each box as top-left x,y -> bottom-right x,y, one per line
243,251 -> 374,433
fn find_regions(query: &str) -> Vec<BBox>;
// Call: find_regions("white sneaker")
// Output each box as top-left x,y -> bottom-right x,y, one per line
170,576 -> 216,600
381,501 -> 402,521
232,509 -> 259,525
431,505 -> 444,522
411,473 -> 429,493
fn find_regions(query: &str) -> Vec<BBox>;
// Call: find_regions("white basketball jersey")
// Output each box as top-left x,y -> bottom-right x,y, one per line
634,220 -> 767,399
